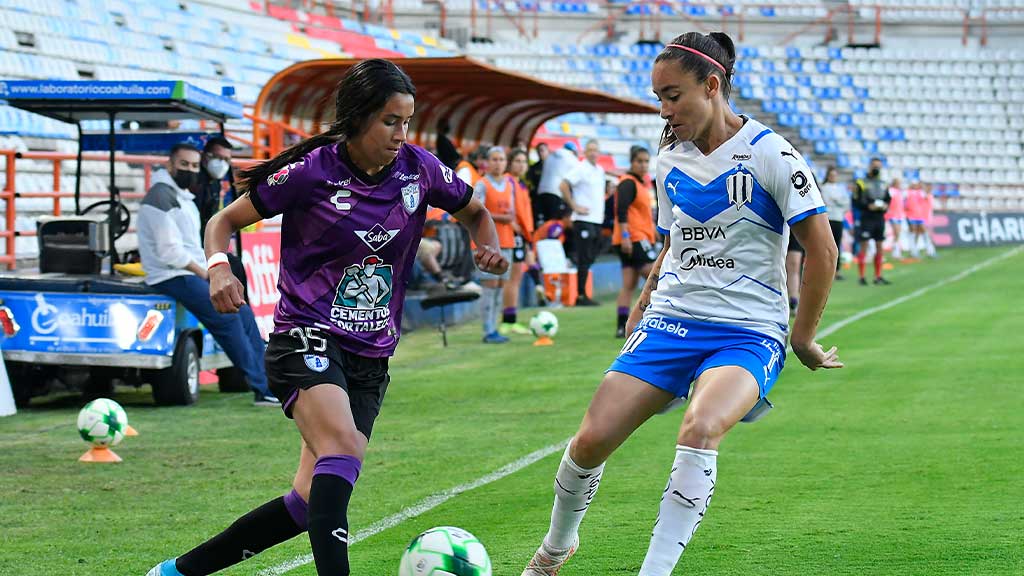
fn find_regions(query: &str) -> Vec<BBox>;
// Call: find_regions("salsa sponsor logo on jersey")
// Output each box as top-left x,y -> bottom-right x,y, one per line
678,247 -> 735,270
355,223 -> 400,251
331,255 -> 393,333
440,164 -> 454,184
678,226 -> 726,242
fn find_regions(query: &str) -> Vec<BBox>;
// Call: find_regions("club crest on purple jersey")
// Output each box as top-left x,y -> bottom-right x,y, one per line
355,223 -> 400,251
331,255 -> 394,333
401,183 -> 421,213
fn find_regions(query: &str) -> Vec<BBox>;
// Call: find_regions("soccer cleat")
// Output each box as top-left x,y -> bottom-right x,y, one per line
873,276 -> 892,285
253,392 -> 282,407
146,559 -> 183,576
615,326 -> 626,338
522,537 -> 578,576
859,277 -> 868,286
482,332 -> 510,344
575,296 -> 600,307
500,322 -> 532,336
534,285 -> 548,306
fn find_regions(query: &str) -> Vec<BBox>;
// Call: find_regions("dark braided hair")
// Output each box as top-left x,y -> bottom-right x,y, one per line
239,59 -> 415,192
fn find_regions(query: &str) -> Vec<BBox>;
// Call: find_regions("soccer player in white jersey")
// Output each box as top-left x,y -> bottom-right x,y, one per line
522,32 -> 843,576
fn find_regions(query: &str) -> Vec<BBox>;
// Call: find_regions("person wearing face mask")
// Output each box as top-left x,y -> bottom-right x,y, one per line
852,157 -> 892,285
137,143 -> 279,408
195,136 -> 235,242
195,136 -> 250,298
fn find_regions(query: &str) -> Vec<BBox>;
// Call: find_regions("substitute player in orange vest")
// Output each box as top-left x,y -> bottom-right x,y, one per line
500,148 -> 540,334
474,146 -> 517,343
613,146 -> 657,337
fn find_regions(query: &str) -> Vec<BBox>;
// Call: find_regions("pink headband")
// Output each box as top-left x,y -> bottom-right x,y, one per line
666,44 -> 728,74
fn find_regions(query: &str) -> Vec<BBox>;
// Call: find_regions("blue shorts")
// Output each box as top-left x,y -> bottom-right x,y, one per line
607,317 -> 785,422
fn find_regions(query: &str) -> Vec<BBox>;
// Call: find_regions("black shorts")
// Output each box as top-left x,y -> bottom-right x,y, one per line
265,327 -> 390,439
512,234 -> 528,263
857,217 -> 886,241
617,239 -> 658,269
787,232 -> 804,253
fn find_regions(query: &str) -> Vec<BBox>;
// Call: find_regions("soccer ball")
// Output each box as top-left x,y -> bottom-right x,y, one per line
529,311 -> 559,338
398,526 -> 491,576
77,398 -> 128,447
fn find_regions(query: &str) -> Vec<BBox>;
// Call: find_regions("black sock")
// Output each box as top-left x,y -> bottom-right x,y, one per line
308,455 -> 361,576
176,492 -> 307,576
527,266 -> 541,285
502,307 -> 516,324
617,307 -> 629,330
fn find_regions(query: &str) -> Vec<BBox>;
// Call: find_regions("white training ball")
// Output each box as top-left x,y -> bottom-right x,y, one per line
77,398 -> 127,447
398,526 -> 491,576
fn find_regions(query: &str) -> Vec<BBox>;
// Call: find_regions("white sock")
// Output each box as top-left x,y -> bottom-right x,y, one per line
892,241 -> 902,259
911,234 -> 921,258
638,445 -> 718,576
543,443 -> 605,551
925,233 -> 936,256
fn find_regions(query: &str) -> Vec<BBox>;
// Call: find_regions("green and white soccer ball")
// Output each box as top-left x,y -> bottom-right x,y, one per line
529,310 -> 559,338
398,526 -> 491,576
77,398 -> 128,447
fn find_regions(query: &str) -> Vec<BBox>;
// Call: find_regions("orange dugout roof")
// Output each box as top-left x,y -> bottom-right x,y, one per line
253,56 -> 657,152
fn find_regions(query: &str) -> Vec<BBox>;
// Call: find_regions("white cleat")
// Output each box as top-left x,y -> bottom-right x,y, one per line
521,537 -> 579,576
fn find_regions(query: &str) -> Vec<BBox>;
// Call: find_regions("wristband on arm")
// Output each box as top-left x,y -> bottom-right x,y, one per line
207,252 -> 230,271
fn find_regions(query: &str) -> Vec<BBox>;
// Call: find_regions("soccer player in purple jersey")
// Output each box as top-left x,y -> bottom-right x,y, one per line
146,59 -> 507,576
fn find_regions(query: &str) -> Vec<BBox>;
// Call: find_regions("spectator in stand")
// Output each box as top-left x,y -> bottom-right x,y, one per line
474,147 -> 517,344
137,143 -> 278,407
853,157 -> 891,285
434,118 -> 461,170
612,146 -> 656,337
560,139 -> 606,306
885,176 -> 907,260
500,148 -> 541,334
820,166 -> 850,280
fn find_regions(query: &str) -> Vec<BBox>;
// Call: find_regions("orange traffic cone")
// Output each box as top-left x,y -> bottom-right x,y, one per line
124,425 -> 139,437
533,336 -> 554,347
79,446 -> 122,463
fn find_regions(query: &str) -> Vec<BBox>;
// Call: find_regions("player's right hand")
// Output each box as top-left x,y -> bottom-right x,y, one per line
210,266 -> 246,313
624,293 -> 649,334
621,239 -> 634,256
792,341 -> 844,371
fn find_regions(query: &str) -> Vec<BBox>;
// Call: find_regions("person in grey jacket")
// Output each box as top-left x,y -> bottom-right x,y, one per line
137,143 -> 277,406
820,166 -> 850,279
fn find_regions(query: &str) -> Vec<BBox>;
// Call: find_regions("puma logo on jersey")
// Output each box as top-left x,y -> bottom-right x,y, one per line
781,149 -> 798,160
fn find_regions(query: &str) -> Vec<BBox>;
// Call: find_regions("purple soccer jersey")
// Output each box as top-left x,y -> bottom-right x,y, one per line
250,142 -> 471,357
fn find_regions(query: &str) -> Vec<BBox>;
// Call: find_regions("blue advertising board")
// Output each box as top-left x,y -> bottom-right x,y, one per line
0,291 -> 178,356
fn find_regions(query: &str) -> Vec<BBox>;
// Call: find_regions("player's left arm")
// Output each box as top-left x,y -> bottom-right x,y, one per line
763,138 -> 842,370
790,214 -> 842,370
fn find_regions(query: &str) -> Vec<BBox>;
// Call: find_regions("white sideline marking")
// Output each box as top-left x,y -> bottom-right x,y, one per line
815,246 -> 1022,342
258,439 -> 571,576
264,245 -> 1021,575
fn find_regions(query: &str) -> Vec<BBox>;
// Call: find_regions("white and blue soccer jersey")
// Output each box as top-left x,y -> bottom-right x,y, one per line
649,117 -> 826,345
